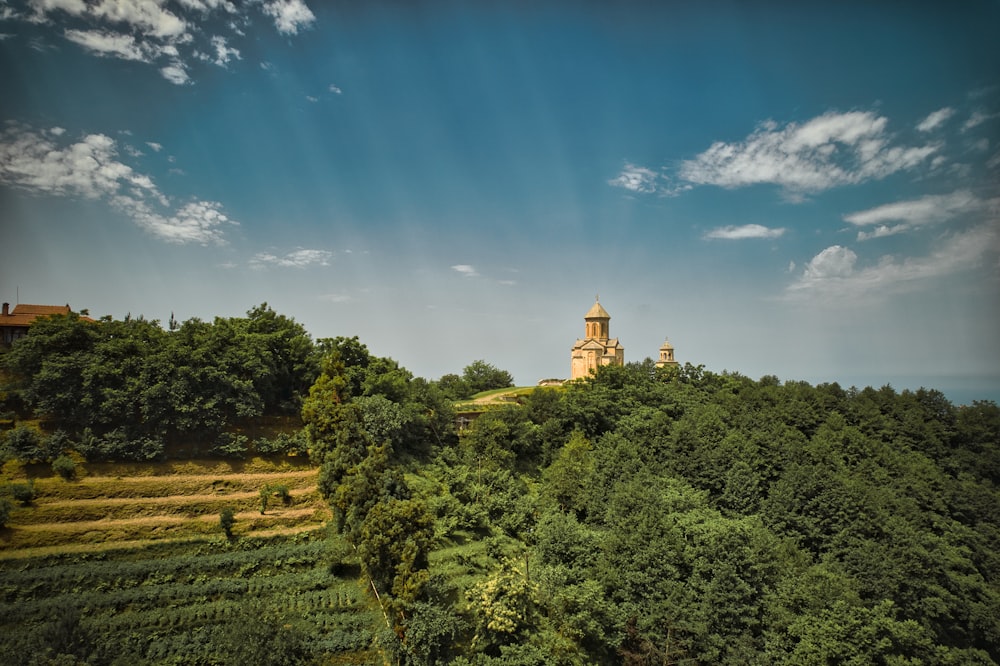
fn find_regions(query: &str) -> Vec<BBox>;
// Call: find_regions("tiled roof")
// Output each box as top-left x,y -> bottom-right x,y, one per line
1,304 -> 87,328
584,300 -> 611,319
12,304 -> 71,316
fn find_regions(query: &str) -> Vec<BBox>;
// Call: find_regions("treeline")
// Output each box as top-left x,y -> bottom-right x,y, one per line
308,358 -> 1000,664
0,302 -> 516,465
0,304 -> 321,461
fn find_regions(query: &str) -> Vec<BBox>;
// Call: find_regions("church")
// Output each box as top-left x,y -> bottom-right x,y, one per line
569,298 -> 678,380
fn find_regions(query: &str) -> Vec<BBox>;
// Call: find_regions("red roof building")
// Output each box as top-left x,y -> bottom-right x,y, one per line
1,303 -> 85,345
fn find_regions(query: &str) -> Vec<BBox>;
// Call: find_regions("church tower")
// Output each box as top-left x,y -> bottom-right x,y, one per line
656,338 -> 678,368
570,297 -> 624,380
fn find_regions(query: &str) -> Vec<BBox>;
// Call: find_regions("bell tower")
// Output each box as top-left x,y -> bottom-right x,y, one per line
583,296 -> 611,340
656,338 -> 678,368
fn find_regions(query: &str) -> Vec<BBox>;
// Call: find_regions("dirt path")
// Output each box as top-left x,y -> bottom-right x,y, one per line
76,469 -> 318,485
0,523 -> 328,561
15,507 -> 323,533
35,488 -> 315,510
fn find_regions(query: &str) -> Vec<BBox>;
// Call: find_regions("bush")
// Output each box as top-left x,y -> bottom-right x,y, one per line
3,425 -> 43,463
52,455 -> 76,480
220,507 -> 236,538
259,485 -> 271,515
253,431 -> 307,456
42,430 -> 72,461
273,484 -> 292,505
0,497 -> 10,528
213,434 -> 249,458
11,480 -> 35,506
76,429 -> 164,462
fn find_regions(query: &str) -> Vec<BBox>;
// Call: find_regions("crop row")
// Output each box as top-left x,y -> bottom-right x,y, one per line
0,537 -> 330,601
26,470 -> 318,502
75,588 -> 369,636
1,569 -> 363,625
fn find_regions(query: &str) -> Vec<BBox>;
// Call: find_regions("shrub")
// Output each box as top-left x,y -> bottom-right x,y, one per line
0,497 -> 10,528
3,425 -> 43,463
11,480 -> 35,506
220,508 -> 236,538
52,455 -> 76,480
259,485 -> 271,515
213,434 -> 249,459
273,484 -> 292,505
254,431 -> 307,456
42,430 -> 72,461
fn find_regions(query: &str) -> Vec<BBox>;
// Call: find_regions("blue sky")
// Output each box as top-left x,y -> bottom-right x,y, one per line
1,1 -> 999,402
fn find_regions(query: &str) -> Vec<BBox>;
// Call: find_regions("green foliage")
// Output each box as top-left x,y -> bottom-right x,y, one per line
1,425 -> 43,463
0,304 -> 318,462
259,483 -> 271,514
10,479 -> 35,506
273,483 -> 292,505
391,366 -> 1000,664
219,507 -> 236,538
51,454 -> 76,480
461,360 -> 515,395
0,534 -> 379,664
0,496 -> 10,528
213,432 -> 250,458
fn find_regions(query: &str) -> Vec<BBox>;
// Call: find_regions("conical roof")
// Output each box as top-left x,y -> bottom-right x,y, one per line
585,300 -> 610,319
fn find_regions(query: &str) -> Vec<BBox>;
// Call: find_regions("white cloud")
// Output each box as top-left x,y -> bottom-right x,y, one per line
201,34 -> 239,66
0,123 -> 236,244
802,245 -> 858,280
608,163 -> 659,193
844,191 -> 988,243
306,95 -> 318,103
679,110 -> 938,196
963,110 -> 1000,131
89,0 -> 188,39
856,224 -> 910,242
131,199 -> 235,244
451,264 -> 479,277
146,141 -> 163,152
160,62 -> 190,85
787,225 -> 1000,298
250,248 -> 332,268
329,84 -> 342,94
65,28 -> 150,61
15,0 -> 314,83
261,0 -> 315,35
26,0 -> 87,18
704,224 -> 785,240
916,107 -> 955,132
0,125 -> 157,199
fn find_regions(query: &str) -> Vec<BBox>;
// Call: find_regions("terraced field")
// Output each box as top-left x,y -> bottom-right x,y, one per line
1,458 -> 328,557
0,458 -> 381,664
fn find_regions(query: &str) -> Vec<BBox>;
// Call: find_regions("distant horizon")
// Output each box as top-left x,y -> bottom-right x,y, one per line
6,292 -> 997,406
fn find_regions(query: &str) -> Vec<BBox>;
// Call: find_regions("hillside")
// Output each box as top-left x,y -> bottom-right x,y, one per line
0,458 -> 326,558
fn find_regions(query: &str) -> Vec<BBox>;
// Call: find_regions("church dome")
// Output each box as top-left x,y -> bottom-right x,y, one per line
585,300 -> 611,319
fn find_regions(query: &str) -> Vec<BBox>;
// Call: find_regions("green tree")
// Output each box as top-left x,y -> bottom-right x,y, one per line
467,556 -> 540,652
462,360 -> 514,394
358,497 -> 435,629
542,430 -> 595,516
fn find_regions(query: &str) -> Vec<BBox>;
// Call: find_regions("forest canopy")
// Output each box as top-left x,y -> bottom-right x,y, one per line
1,306 -> 999,664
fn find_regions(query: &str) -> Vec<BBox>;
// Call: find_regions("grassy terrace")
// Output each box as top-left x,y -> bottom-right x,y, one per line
451,386 -> 550,412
